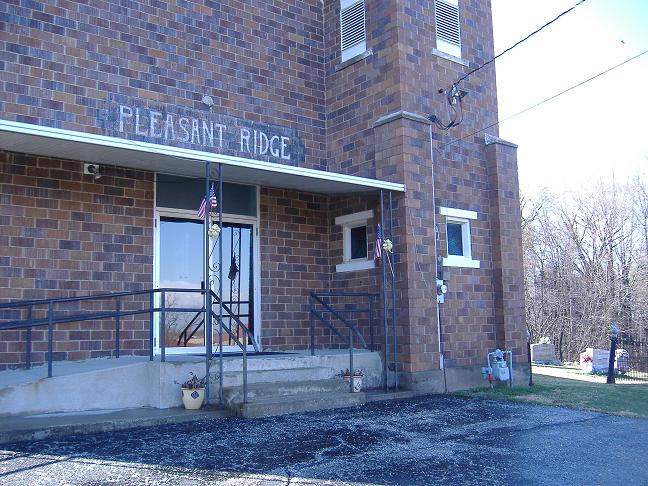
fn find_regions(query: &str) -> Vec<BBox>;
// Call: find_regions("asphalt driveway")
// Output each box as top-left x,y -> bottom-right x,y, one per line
1,394 -> 647,485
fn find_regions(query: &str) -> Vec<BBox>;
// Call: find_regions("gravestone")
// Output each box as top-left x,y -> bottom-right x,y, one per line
580,347 -> 610,373
531,343 -> 559,364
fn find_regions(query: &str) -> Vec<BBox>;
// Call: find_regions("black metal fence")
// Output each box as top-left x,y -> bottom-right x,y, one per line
614,333 -> 648,383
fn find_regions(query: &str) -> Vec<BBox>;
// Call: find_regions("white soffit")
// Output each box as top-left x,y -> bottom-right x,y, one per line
0,120 -> 405,195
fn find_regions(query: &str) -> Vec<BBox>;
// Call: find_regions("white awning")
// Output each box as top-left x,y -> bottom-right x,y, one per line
0,120 -> 405,194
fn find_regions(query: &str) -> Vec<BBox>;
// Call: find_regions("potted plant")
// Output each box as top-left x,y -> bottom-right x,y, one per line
340,368 -> 364,393
177,372 -> 207,409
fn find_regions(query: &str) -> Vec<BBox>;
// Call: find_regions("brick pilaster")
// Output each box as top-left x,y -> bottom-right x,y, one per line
485,134 -> 526,361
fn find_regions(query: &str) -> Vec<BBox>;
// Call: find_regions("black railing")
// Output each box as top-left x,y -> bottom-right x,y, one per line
615,333 -> 648,383
0,288 -> 257,403
309,292 -> 378,392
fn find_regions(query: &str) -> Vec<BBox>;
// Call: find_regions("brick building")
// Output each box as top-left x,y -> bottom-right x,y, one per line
0,0 -> 526,393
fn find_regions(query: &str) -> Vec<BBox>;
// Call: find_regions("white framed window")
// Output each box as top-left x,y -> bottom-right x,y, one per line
340,0 -> 367,62
434,0 -> 462,59
335,210 -> 374,272
440,206 -> 479,268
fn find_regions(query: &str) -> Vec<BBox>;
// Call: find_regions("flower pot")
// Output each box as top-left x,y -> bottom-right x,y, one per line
344,375 -> 363,393
181,387 -> 205,409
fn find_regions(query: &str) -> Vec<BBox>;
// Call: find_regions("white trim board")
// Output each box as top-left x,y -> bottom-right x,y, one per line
443,256 -> 481,269
0,119 -> 406,195
439,206 -> 478,220
335,209 -> 374,225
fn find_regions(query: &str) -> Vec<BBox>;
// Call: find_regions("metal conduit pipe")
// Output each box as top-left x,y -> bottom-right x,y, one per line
429,125 -> 444,374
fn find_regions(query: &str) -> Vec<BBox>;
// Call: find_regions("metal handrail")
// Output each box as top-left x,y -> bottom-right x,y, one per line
310,293 -> 369,348
309,292 -> 378,393
0,288 -> 257,404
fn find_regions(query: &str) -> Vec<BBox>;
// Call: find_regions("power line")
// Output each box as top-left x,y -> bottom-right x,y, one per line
439,48 -> 648,150
456,0 -> 587,86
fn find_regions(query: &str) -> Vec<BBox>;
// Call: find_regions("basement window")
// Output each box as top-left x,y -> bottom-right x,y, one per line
434,0 -> 462,59
340,0 -> 367,63
440,206 -> 480,269
335,210 -> 374,272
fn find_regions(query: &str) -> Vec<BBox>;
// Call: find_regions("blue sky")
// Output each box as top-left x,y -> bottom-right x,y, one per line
491,0 -> 648,194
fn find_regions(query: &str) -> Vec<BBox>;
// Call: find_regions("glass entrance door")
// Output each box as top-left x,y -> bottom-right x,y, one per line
156,215 -> 256,354
211,223 -> 254,350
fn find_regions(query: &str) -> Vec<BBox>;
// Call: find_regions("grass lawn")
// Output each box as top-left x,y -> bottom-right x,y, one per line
457,374 -> 648,418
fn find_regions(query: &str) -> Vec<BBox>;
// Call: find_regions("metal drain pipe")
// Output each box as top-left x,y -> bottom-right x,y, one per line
429,125 -> 446,388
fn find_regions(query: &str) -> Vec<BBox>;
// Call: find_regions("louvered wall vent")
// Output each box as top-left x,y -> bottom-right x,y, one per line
435,0 -> 462,58
340,0 -> 366,61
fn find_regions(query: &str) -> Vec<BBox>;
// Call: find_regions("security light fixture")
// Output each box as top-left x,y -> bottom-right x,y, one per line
83,163 -> 102,181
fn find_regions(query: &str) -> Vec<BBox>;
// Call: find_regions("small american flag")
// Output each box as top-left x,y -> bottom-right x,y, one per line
197,183 -> 217,219
209,184 -> 218,208
374,224 -> 383,262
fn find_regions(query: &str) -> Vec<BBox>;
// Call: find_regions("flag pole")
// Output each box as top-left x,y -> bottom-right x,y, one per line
204,161 -> 212,407
380,190 -> 388,391
218,163 -> 224,405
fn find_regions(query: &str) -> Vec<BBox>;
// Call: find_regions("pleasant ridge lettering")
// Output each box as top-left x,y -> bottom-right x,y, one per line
113,104 -> 298,163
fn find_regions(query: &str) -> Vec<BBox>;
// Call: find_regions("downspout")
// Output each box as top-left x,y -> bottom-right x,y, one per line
429,125 -> 447,392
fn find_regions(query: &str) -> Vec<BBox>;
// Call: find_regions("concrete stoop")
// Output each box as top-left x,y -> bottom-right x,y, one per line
0,350 -> 384,416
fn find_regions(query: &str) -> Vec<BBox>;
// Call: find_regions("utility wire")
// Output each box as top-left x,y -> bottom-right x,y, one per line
439,48 -> 648,150
456,0 -> 587,86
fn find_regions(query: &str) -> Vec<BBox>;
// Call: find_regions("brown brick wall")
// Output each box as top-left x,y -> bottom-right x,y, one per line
329,194 -> 385,353
0,0 -> 327,169
375,117 -> 440,374
322,0 -> 521,373
486,138 -> 526,361
0,0 -> 527,378
0,150 -> 154,368
259,187 -> 330,349
260,189 -> 386,352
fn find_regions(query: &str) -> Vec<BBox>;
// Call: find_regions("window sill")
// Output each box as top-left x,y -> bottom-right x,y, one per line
442,256 -> 480,269
336,259 -> 375,273
431,48 -> 468,67
335,49 -> 373,72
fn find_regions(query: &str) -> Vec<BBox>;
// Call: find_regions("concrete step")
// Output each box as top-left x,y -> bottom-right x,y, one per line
229,390 -> 368,418
217,378 -> 350,403
225,388 -> 421,418
218,365 -> 335,387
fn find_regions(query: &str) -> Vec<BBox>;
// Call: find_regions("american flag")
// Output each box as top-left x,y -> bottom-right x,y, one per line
209,184 -> 218,208
197,183 -> 217,219
374,224 -> 383,262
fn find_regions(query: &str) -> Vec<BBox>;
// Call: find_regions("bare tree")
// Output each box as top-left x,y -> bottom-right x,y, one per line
522,175 -> 648,361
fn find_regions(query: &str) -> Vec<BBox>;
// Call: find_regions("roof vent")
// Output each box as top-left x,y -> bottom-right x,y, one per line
435,0 -> 461,58
340,0 -> 366,61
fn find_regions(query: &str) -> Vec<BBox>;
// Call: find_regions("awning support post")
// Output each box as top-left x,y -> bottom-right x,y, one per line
389,191 -> 398,389
204,161 -> 212,407
380,189 -> 388,391
218,163 -> 224,404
